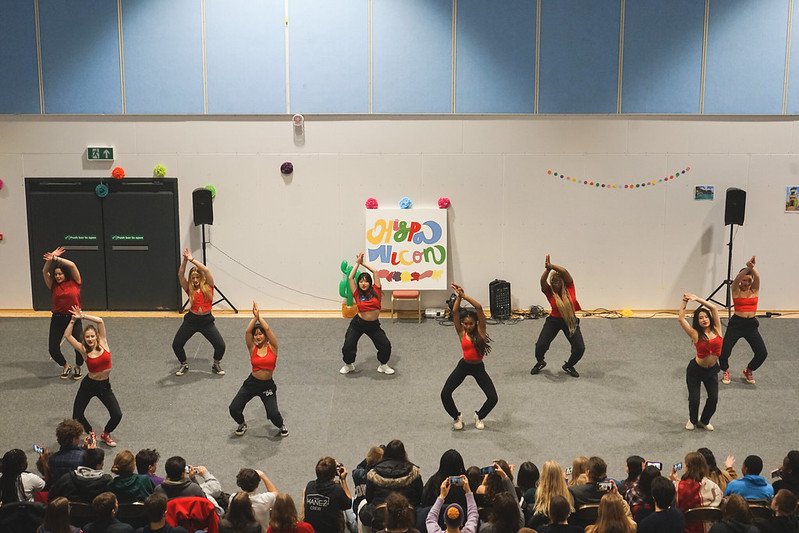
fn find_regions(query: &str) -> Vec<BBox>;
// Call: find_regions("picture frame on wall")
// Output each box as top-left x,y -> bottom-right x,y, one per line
786,186 -> 799,213
694,185 -> 714,201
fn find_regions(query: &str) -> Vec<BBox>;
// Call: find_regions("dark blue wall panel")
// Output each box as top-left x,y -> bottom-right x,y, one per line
0,0 -> 39,113
622,0 -> 704,114
206,0 -> 285,114
122,0 -> 203,114
705,0 -> 788,115
40,0 -> 122,114
373,0 -> 452,113
538,0 -> 620,114
289,0 -> 368,113
785,1 -> 799,113
456,0 -> 535,114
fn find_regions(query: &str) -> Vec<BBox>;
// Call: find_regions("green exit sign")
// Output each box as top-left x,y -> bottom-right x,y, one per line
87,146 -> 114,161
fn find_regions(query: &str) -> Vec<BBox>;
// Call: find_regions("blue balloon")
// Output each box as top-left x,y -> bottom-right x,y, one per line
95,183 -> 109,198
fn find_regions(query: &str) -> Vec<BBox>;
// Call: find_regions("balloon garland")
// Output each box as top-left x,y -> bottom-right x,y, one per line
548,166 -> 691,189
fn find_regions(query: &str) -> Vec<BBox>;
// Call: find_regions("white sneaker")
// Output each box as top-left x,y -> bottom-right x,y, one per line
339,363 -> 357,374
377,364 -> 395,375
452,415 -> 464,431
685,421 -> 695,431
473,413 -> 485,430
698,422 -> 715,431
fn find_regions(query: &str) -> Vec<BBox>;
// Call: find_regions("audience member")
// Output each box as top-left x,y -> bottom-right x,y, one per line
135,449 -> 164,487
530,461 -> 573,529
49,448 -> 111,503
761,489 -> 798,533
475,461 -> 518,519
220,492 -> 262,533
352,445 -> 383,518
698,448 -> 738,493
637,477 -> 684,533
48,419 -> 89,485
773,452 -> 799,497
425,475 -> 478,533
569,457 -> 589,486
480,492 -> 522,533
232,467 -> 279,531
37,496 -> 81,533
517,461 -> 540,506
154,456 -> 223,514
725,455 -> 774,501
620,456 -> 645,495
83,492 -> 135,533
376,492 -> 419,533
536,494 -> 583,533
708,494 -> 758,533
303,457 -> 353,533
585,493 -> 636,533
570,457 -> 631,514
134,493 -> 187,533
362,440 -> 422,529
267,493 -> 313,533
464,467 -> 482,495
421,450 -> 467,508
673,452 -> 722,533
625,465 -> 661,521
1,448 -> 46,503
109,450 -> 156,503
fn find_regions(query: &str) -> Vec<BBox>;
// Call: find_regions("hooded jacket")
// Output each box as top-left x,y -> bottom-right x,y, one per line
724,475 -> 774,501
48,466 -> 111,503
154,477 -> 205,500
108,472 -> 155,503
365,459 -> 423,507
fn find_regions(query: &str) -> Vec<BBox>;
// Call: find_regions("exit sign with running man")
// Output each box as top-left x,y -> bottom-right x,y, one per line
86,146 -> 114,161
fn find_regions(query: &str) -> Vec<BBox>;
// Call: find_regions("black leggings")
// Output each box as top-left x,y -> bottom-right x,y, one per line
441,359 -> 498,420
172,312 -> 226,363
48,314 -> 84,367
342,315 -> 391,364
72,377 -> 122,434
228,375 -> 284,428
719,315 -> 768,371
534,316 -> 585,366
686,359 -> 719,425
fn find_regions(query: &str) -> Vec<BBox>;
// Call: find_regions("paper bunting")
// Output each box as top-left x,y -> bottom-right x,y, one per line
548,166 -> 691,190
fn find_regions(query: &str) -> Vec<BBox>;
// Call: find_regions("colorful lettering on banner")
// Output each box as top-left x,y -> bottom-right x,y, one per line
364,209 -> 448,290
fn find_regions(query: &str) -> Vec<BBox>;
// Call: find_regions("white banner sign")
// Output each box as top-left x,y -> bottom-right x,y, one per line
363,209 -> 447,290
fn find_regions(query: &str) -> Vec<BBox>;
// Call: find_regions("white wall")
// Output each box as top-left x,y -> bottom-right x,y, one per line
1,117 -> 797,311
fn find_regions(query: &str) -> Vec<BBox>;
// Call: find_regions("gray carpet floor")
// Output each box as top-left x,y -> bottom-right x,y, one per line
1,315 -> 796,500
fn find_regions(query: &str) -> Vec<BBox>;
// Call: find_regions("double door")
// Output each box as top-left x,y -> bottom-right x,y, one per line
26,178 -> 181,310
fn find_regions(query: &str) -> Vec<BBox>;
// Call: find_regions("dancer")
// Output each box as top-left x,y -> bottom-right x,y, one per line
228,301 -> 288,437
678,293 -> 722,431
440,283 -> 497,430
172,248 -> 226,376
64,305 -> 122,446
42,246 -> 84,379
340,252 -> 394,375
720,256 -> 767,385
531,255 -> 584,378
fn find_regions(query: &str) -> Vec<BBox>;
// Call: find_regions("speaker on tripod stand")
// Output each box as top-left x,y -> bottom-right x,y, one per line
707,187 -> 746,314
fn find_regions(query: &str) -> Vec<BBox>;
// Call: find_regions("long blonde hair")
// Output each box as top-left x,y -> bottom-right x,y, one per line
550,272 -> 577,335
570,456 -> 590,486
587,493 -> 635,533
189,267 -> 213,302
534,461 -> 574,516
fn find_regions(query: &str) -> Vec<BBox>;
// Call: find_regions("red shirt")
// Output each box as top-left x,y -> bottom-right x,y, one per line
267,522 -> 314,533
461,335 -> 483,362
695,336 -> 723,359
51,280 -> 82,314
189,288 -> 214,314
733,296 -> 758,313
251,345 -> 277,372
86,349 -> 112,373
355,286 -> 382,312
543,282 -> 581,318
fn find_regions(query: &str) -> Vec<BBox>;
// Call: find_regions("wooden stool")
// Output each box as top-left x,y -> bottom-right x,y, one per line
391,290 -> 421,323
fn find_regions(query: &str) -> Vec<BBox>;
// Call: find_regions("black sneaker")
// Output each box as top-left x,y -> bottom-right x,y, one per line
234,423 -> 247,436
212,361 -> 225,375
279,426 -> 289,437
60,365 -> 72,379
562,362 -> 580,378
530,361 -> 547,375
175,363 -> 189,376
72,366 -> 82,380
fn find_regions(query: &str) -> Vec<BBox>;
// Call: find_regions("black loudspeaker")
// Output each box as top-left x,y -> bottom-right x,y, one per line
192,188 -> 213,226
489,279 -> 511,320
724,188 -> 746,226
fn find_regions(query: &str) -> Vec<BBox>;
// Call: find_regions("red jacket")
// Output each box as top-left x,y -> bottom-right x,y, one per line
166,496 -> 219,533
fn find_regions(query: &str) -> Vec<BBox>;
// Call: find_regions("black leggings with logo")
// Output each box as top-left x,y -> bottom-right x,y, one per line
228,375 -> 284,428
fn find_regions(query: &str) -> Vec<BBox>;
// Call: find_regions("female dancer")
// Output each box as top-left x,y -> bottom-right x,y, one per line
228,302 -> 288,437
340,252 -> 393,375
172,248 -> 226,376
64,305 -> 122,446
678,293 -> 723,431
720,256 -> 767,385
42,246 -> 84,379
440,283 -> 497,430
531,255 -> 584,378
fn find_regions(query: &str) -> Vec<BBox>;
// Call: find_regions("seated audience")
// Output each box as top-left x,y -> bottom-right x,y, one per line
109,450 -> 155,503
570,456 -> 632,516
425,475 -> 478,533
83,492 -> 135,533
637,477 -> 685,533
49,419 -> 89,485
421,450 -> 467,508
773,452 -> 799,498
465,467 -> 482,495
530,461 -> 573,529
708,494 -> 758,533
673,451 -> 722,533
517,461 -> 540,506
134,493 -> 187,533
479,492 -> 522,533
1,448 -> 46,503
154,456 -> 223,513
698,448 -> 737,493
376,492 -> 419,533
362,439 -> 422,529
625,465 -> 661,522
536,494 -> 583,533
267,493 -> 313,533
37,496 -> 81,533
725,455 -> 774,501
569,457 -> 590,487
221,491 -> 262,533
761,489 -> 798,533
475,460 -> 517,518
620,456 -> 645,495
585,493 -> 636,533
49,448 -> 111,503
303,457 -> 352,533
135,449 -> 164,487
232,467 -> 279,531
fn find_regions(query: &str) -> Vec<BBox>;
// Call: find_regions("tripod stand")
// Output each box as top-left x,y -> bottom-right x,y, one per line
706,223 -> 736,318
181,223 -> 238,313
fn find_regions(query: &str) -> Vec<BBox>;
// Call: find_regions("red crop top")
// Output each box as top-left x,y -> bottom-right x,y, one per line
251,345 -> 277,372
461,335 -> 483,362
189,288 -> 214,314
733,296 -> 758,313
86,349 -> 112,373
543,282 -> 581,318
694,336 -> 723,359
51,280 -> 82,314
356,286 -> 382,312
